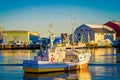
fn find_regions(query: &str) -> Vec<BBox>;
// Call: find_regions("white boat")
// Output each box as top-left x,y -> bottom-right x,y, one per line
23,46 -> 91,73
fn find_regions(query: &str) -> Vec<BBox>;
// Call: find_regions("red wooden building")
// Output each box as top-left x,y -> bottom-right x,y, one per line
104,21 -> 120,42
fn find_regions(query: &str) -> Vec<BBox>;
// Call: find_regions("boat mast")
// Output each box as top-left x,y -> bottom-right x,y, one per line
72,16 -> 75,46
48,23 -> 54,48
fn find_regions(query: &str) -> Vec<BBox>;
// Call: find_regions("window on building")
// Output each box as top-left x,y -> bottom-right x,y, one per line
80,30 -> 83,31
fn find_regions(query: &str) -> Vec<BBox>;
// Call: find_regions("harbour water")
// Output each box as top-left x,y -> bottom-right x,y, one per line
0,48 -> 120,80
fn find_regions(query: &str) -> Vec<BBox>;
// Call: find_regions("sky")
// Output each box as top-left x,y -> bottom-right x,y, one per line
0,0 -> 120,37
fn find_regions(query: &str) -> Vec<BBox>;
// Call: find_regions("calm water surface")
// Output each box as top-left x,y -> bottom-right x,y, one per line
0,48 -> 120,80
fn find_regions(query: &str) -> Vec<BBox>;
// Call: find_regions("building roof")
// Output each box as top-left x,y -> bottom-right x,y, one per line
112,21 -> 120,26
3,30 -> 28,32
3,30 -> 38,33
92,28 -> 115,33
85,24 -> 103,28
83,24 -> 115,33
104,21 -> 120,36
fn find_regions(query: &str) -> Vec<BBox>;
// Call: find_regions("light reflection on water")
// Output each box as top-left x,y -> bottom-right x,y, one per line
90,48 -> 120,64
0,48 -> 120,80
0,50 -> 38,64
89,65 -> 120,80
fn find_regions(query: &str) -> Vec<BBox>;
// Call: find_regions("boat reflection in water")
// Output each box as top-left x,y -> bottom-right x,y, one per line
23,69 -> 91,80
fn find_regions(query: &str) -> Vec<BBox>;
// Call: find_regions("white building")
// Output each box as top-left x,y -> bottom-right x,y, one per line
74,24 -> 116,44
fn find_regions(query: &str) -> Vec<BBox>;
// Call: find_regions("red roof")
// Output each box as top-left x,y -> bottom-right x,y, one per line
104,21 -> 120,36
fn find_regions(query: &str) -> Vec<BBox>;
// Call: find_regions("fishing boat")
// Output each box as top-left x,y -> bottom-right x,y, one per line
23,46 -> 91,73
23,20 -> 91,73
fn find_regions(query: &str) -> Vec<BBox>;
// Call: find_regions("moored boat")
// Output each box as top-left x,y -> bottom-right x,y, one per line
23,46 -> 91,73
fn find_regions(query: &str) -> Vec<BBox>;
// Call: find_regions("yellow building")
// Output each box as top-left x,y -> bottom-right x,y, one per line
3,30 -> 39,45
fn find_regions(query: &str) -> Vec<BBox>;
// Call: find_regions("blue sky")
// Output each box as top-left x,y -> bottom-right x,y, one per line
0,0 -> 120,37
